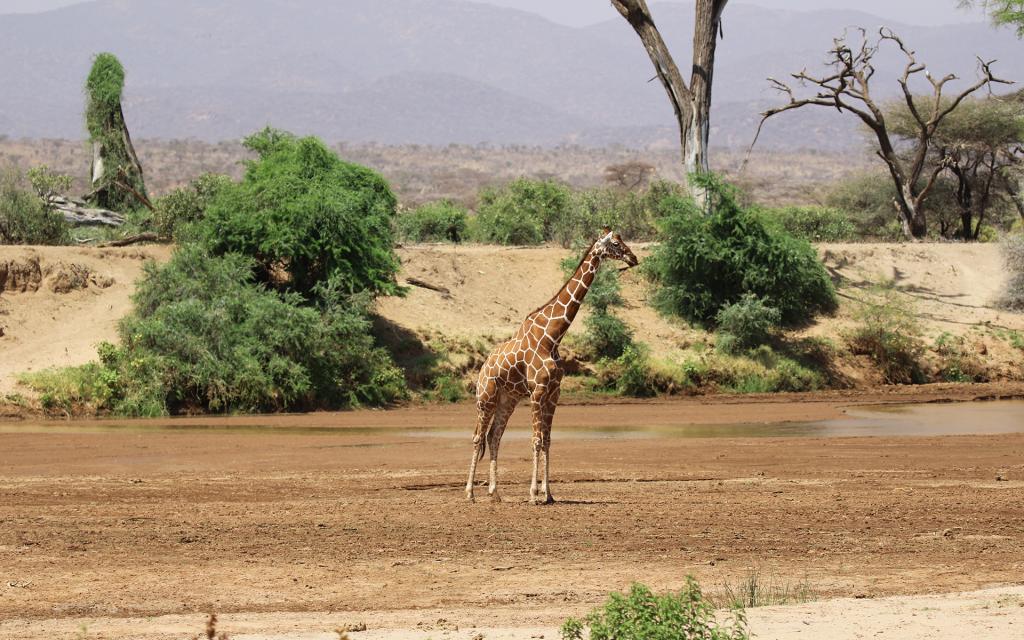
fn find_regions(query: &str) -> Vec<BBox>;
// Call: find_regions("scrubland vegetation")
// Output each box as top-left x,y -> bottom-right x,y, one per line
8,131 -> 1024,415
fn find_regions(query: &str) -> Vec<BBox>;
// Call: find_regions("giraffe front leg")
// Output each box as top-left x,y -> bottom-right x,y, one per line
528,395 -> 546,505
540,386 -> 559,504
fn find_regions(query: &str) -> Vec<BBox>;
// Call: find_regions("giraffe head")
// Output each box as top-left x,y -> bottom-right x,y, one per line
594,227 -> 639,268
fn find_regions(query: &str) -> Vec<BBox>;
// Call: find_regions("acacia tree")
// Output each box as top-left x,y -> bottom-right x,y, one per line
929,98 -> 1024,238
85,52 -> 148,212
757,28 -> 1010,240
611,0 -> 728,203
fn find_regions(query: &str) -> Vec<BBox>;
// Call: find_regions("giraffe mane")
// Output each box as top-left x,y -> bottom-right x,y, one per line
525,239 -> 598,318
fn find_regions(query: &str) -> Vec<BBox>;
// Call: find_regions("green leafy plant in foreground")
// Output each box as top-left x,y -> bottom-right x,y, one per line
560,579 -> 749,640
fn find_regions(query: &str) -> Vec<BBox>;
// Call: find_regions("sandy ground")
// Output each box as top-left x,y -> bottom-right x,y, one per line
0,244 -> 173,395
2,397 -> 1023,638
4,586 -> 1023,640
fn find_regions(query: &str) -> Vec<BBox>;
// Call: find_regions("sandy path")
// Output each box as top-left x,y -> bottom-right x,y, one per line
2,588 -> 1022,639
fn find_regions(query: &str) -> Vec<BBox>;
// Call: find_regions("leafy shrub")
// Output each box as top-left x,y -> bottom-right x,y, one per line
396,200 -> 468,242
586,312 -> 634,361
933,333 -> 989,383
646,176 -> 837,326
18,363 -> 118,415
703,348 -> 823,393
715,294 -> 782,354
597,345 -> 690,397
847,286 -> 926,384
759,205 -> 857,242
152,173 -> 232,239
475,178 -> 571,245
194,128 -> 401,300
22,247 -> 408,416
427,374 -> 467,403
560,579 -> 748,640
0,167 -> 69,245
997,232 -> 1024,311
558,183 -> 676,247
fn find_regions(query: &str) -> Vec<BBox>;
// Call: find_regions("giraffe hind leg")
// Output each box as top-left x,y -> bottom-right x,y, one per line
466,388 -> 498,502
487,393 -> 517,503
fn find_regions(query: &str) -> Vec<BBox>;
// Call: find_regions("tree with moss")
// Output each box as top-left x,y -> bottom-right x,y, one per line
85,52 -> 147,212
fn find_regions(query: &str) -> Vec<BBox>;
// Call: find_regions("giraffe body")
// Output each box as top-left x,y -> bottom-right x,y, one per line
465,230 -> 638,504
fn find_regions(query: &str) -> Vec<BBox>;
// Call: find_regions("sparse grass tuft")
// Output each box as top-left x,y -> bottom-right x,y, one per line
847,285 -> 926,385
716,571 -> 817,609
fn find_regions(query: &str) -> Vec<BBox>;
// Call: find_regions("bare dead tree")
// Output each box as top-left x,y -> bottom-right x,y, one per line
754,28 -> 1011,240
612,0 -> 728,204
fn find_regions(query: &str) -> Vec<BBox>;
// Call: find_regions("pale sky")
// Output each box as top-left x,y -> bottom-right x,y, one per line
0,0 -> 989,26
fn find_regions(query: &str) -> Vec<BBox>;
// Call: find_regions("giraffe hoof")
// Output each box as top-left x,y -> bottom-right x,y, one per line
544,494 -> 556,505
489,491 -> 502,503
466,491 -> 475,503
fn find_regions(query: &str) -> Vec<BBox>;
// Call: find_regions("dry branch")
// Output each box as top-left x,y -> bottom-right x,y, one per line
406,277 -> 451,297
46,196 -> 125,227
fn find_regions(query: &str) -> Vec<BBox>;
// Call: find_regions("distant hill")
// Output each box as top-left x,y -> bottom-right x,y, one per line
0,0 -> 1019,149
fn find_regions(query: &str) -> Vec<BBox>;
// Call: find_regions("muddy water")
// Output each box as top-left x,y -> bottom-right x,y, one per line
2,400 -> 1021,439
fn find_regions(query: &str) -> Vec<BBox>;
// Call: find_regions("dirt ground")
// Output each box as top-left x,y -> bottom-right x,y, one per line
2,393 -> 1023,639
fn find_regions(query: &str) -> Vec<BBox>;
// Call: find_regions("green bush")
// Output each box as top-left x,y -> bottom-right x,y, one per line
396,200 -> 468,242
758,205 -> 857,242
475,178 -> 571,245
152,173 -> 232,239
558,183 -> 674,247
597,345 -> 690,397
998,233 -> 1024,311
646,175 -> 837,326
194,128 -> 401,300
91,246 -> 406,415
586,312 -> 635,361
847,286 -> 926,384
715,294 -> 782,354
560,579 -> 748,640
0,167 -> 69,245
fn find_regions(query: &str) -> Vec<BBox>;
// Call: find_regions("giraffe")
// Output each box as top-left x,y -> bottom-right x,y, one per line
465,228 -> 639,504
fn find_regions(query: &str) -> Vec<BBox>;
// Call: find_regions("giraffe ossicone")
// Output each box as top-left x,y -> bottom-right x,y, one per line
465,229 -> 639,504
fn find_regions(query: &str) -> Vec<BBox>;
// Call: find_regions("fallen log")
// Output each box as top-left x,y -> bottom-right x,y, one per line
47,196 -> 125,227
99,232 -> 160,247
406,277 -> 451,297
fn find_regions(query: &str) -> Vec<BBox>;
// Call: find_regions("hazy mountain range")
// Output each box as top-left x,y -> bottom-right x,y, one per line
0,0 -> 1020,150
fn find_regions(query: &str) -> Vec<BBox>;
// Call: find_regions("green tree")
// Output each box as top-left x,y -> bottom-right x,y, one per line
84,53 -> 147,212
961,1 -> 1024,36
475,178 -> 572,245
195,128 -> 402,301
888,95 -> 1024,239
646,176 -> 836,326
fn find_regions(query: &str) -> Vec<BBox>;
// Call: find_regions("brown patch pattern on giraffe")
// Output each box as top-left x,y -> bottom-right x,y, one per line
465,230 -> 639,504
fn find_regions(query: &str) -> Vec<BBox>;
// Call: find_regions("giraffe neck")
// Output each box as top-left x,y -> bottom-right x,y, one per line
534,251 -> 602,348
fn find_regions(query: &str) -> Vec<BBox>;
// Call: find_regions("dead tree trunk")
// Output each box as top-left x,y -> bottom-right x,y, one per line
755,28 -> 1010,240
612,0 -> 728,206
